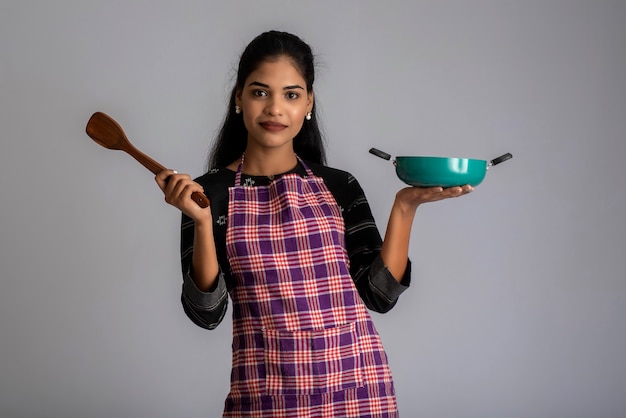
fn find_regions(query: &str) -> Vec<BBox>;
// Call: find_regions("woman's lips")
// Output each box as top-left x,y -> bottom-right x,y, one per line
260,121 -> 287,132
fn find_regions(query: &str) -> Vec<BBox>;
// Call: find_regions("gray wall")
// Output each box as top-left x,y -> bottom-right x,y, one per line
1,1 -> 625,417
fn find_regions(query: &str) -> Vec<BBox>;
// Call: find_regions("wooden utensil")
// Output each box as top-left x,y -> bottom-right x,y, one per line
85,111 -> 209,208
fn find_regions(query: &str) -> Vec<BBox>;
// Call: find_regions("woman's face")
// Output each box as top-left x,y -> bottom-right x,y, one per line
236,56 -> 313,154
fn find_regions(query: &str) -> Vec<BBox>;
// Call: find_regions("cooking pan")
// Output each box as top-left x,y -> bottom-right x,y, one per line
369,148 -> 512,188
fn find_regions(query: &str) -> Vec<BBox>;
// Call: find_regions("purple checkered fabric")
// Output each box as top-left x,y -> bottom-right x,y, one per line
223,156 -> 398,417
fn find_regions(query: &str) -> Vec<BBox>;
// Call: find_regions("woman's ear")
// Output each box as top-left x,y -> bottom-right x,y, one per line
307,91 -> 314,113
235,88 -> 242,108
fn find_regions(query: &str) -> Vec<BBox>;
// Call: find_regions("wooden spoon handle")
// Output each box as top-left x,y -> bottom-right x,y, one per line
190,191 -> 210,208
124,142 -> 167,175
123,143 -> 210,209
87,112 -> 210,209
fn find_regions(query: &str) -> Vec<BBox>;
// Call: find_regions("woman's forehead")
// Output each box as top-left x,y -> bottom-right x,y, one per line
245,57 -> 307,88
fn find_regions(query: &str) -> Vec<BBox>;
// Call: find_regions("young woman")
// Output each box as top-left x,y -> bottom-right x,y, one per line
156,30 -> 472,418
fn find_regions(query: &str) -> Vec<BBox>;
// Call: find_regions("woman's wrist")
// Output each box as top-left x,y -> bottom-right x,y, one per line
392,192 -> 419,219
193,215 -> 214,230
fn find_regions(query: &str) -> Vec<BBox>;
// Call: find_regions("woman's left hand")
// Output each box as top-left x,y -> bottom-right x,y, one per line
381,184 -> 474,281
395,184 -> 474,213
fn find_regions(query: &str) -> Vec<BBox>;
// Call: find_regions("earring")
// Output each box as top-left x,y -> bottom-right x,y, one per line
235,105 -> 241,114
305,112 -> 312,121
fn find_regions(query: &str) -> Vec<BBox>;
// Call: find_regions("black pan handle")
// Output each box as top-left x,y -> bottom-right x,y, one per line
369,148 -> 392,161
490,152 -> 513,166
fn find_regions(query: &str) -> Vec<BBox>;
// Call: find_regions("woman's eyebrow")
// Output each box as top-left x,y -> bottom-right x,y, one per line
248,81 -> 304,90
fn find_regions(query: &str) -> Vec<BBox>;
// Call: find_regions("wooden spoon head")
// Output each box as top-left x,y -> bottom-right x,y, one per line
86,112 -> 130,151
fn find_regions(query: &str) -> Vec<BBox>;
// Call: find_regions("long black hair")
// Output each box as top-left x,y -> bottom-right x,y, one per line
207,31 -> 326,169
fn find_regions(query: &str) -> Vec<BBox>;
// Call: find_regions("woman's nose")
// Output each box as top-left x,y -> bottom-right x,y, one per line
265,97 -> 282,116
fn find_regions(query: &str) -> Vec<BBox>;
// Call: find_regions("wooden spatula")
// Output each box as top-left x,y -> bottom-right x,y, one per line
85,112 -> 209,208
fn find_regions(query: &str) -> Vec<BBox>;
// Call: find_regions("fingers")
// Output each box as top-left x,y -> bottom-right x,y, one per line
437,184 -> 474,198
429,184 -> 474,201
154,169 -> 178,191
155,169 -> 205,208
397,184 -> 474,207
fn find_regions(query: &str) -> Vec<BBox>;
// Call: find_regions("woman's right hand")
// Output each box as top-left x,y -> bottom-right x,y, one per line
155,169 -> 211,223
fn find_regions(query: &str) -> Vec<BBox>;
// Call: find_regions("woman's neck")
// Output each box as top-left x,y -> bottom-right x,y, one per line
237,147 -> 298,176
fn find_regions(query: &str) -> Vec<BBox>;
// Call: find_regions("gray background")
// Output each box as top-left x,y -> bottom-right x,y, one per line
1,1 -> 625,417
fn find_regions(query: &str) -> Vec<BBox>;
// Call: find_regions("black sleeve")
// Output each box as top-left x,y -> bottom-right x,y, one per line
180,170 -> 232,329
179,200 -> 229,330
340,173 -> 411,313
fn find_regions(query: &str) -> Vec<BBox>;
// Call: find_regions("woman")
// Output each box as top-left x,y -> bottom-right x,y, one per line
156,30 -> 472,417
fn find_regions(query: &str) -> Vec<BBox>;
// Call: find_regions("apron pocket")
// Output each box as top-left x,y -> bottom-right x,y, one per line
262,323 -> 364,396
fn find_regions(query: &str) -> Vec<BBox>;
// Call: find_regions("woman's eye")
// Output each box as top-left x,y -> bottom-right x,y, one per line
253,90 -> 267,97
286,92 -> 300,100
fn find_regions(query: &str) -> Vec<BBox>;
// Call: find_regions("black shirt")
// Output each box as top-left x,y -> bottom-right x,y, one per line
179,161 -> 410,330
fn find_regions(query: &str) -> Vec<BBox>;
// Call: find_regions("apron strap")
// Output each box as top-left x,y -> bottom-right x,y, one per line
234,154 -> 245,186
295,155 -> 315,178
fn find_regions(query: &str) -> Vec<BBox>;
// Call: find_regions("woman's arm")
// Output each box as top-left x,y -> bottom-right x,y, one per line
189,220 -> 220,291
156,170 -> 227,329
179,214 -> 229,330
155,169 -> 220,290
338,173 -> 410,313
380,185 -> 473,282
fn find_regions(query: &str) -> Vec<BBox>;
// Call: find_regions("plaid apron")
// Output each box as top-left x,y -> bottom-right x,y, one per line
223,156 -> 398,417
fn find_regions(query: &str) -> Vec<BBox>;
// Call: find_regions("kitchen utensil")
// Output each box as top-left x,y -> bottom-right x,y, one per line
369,148 -> 512,187
86,112 -> 209,208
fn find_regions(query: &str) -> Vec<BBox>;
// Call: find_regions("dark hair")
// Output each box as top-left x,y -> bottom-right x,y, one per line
208,31 -> 325,169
